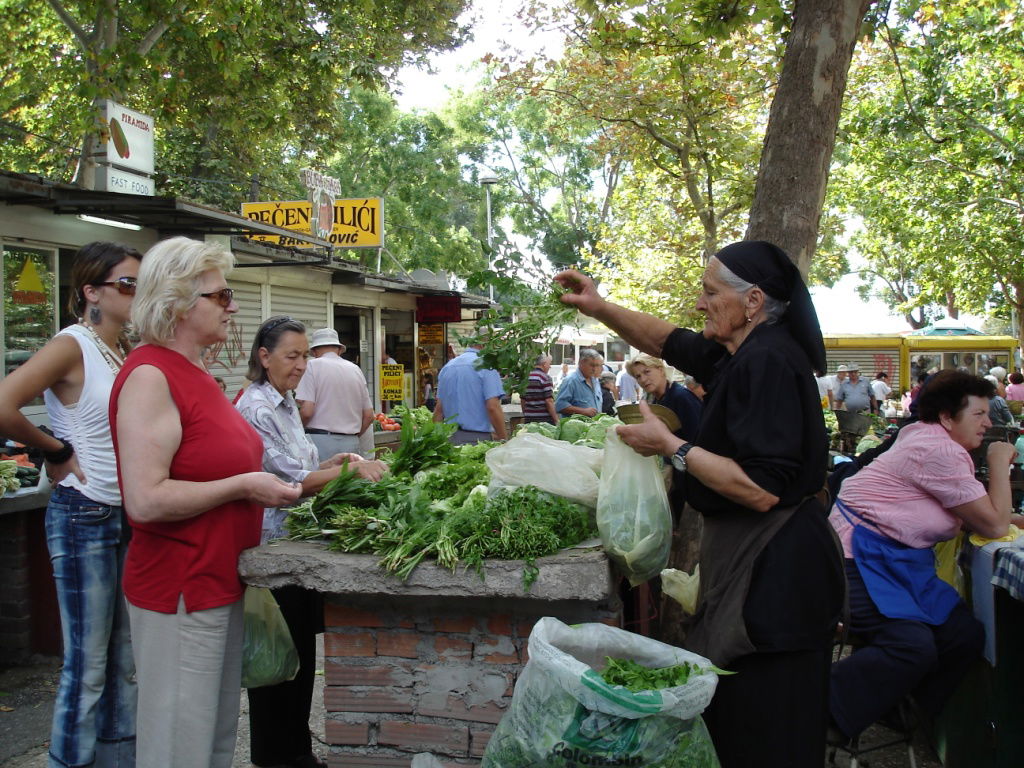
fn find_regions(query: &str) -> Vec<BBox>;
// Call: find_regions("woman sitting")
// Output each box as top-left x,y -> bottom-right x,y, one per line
985,374 -> 1014,426
828,369 -> 1022,742
236,316 -> 386,768
1005,371 -> 1024,401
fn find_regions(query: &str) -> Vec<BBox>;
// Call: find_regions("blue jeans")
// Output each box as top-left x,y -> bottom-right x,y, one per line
46,485 -> 137,768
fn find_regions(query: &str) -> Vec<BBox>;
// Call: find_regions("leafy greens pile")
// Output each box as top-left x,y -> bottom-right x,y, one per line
286,408 -> 598,588
599,656 -> 734,692
518,413 -> 620,448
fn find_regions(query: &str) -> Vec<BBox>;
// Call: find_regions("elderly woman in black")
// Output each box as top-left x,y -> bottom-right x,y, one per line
556,241 -> 844,768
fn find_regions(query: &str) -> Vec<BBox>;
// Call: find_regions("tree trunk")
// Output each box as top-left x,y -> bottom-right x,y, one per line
745,0 -> 873,276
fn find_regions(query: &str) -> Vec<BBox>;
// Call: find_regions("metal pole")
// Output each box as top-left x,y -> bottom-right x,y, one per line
485,182 -> 494,302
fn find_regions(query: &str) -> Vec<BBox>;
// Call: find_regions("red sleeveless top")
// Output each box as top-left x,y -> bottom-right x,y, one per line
110,344 -> 263,613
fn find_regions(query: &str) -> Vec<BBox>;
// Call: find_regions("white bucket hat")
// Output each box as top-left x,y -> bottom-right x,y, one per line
309,327 -> 346,353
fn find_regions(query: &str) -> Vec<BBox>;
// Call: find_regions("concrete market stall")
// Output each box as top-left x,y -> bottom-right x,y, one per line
239,541 -> 621,767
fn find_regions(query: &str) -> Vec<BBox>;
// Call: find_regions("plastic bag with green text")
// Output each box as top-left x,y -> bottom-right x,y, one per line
240,586 -> 300,689
481,617 -> 720,768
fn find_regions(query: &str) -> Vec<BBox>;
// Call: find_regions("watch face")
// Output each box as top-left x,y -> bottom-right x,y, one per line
671,453 -> 686,472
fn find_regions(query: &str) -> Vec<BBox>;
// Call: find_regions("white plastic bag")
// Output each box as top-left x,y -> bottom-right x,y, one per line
481,617 -> 720,768
485,432 -> 602,507
596,430 -> 672,585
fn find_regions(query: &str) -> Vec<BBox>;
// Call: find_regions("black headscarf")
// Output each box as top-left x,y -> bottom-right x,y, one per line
714,240 -> 826,375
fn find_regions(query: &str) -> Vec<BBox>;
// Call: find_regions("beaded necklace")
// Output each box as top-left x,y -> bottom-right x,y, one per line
79,322 -> 125,375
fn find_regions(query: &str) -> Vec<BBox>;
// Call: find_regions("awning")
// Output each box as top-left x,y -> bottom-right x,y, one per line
0,171 -> 334,248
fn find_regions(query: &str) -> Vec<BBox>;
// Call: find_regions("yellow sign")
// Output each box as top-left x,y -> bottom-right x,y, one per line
13,258 -> 47,305
380,364 -> 405,400
241,198 -> 383,248
418,323 -> 444,345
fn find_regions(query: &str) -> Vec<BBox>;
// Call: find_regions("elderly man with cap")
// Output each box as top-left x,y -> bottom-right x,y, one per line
555,241 -> 844,768
836,363 -> 876,414
824,364 -> 848,408
295,328 -> 374,459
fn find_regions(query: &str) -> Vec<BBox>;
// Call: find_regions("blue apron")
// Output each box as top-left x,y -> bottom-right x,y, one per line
835,499 -> 960,625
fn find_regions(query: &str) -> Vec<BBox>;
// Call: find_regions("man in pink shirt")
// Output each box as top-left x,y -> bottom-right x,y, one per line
295,328 -> 374,458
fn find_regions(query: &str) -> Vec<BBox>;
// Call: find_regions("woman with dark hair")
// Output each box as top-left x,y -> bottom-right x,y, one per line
828,369 -> 1022,742
1006,370 -> 1024,401
236,316 -> 386,768
0,241 -> 142,767
556,241 -> 844,768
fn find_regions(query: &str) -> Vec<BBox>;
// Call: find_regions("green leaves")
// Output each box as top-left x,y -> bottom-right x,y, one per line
599,656 -> 701,691
462,270 -> 580,397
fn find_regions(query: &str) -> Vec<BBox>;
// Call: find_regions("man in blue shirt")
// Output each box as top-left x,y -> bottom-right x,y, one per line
434,344 -> 508,445
555,348 -> 604,417
836,364 -> 876,414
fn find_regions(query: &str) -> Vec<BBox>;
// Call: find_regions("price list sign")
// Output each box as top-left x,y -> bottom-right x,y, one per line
380,364 -> 405,400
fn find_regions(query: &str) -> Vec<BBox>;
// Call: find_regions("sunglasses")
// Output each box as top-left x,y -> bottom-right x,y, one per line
92,276 -> 137,296
199,287 -> 235,307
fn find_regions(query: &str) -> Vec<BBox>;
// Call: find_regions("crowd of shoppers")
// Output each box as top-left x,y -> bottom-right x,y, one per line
8,232 -> 1024,768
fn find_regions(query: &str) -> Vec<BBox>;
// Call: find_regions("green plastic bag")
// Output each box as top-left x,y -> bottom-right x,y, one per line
241,587 -> 299,689
481,618 -> 721,768
597,430 -> 672,585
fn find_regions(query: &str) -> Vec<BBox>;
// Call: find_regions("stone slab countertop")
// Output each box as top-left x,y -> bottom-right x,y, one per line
238,539 -> 615,604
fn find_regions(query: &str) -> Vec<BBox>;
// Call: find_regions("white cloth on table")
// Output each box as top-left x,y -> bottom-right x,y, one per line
970,539 -> 1024,665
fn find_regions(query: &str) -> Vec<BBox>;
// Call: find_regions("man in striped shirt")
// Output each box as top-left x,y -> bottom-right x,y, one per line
521,354 -> 559,424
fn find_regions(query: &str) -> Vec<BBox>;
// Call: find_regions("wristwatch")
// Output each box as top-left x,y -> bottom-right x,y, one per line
670,442 -> 693,472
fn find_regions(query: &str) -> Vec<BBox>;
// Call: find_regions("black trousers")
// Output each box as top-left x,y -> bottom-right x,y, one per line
829,560 -> 984,738
702,648 -> 831,768
247,585 -> 324,766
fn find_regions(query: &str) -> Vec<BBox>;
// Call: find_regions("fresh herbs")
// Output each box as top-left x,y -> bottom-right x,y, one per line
287,415 -> 597,588
600,657 -> 702,692
599,656 -> 734,692
383,415 -> 456,477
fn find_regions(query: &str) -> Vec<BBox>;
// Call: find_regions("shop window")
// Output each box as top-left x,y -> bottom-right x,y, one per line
977,353 -> 1009,377
3,246 -> 56,380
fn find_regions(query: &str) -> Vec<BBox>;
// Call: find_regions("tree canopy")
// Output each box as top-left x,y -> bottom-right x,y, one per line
1,0 -> 471,204
831,0 -> 1024,335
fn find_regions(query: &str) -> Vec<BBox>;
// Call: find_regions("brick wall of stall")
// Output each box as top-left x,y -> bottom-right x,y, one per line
322,598 -> 622,767
0,511 -> 31,659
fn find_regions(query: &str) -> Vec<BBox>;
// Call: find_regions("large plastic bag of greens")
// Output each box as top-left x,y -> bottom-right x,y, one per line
596,430 -> 672,585
241,587 -> 299,688
486,432 -> 601,507
481,617 -> 720,768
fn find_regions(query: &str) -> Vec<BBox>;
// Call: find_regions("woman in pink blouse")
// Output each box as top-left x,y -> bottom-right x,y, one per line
1005,371 -> 1024,401
827,370 -> 1023,743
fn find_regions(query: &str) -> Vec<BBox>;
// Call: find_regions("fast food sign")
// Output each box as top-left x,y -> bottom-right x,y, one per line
301,168 -> 341,241
241,198 -> 383,248
96,101 -> 154,175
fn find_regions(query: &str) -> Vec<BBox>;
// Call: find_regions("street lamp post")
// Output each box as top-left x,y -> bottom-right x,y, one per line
480,175 -> 498,302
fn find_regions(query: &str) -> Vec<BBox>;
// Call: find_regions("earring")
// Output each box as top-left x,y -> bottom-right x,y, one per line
745,315 -> 752,323
89,306 -> 102,325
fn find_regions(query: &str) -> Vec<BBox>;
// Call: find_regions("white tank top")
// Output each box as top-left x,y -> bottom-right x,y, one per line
43,325 -> 122,505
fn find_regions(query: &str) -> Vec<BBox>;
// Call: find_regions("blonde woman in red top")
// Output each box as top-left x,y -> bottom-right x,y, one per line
111,237 -> 300,768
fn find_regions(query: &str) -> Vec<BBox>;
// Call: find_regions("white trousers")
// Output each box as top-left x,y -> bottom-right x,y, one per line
128,596 -> 244,768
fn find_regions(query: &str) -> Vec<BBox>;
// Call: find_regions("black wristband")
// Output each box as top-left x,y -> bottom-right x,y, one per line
43,439 -> 74,464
